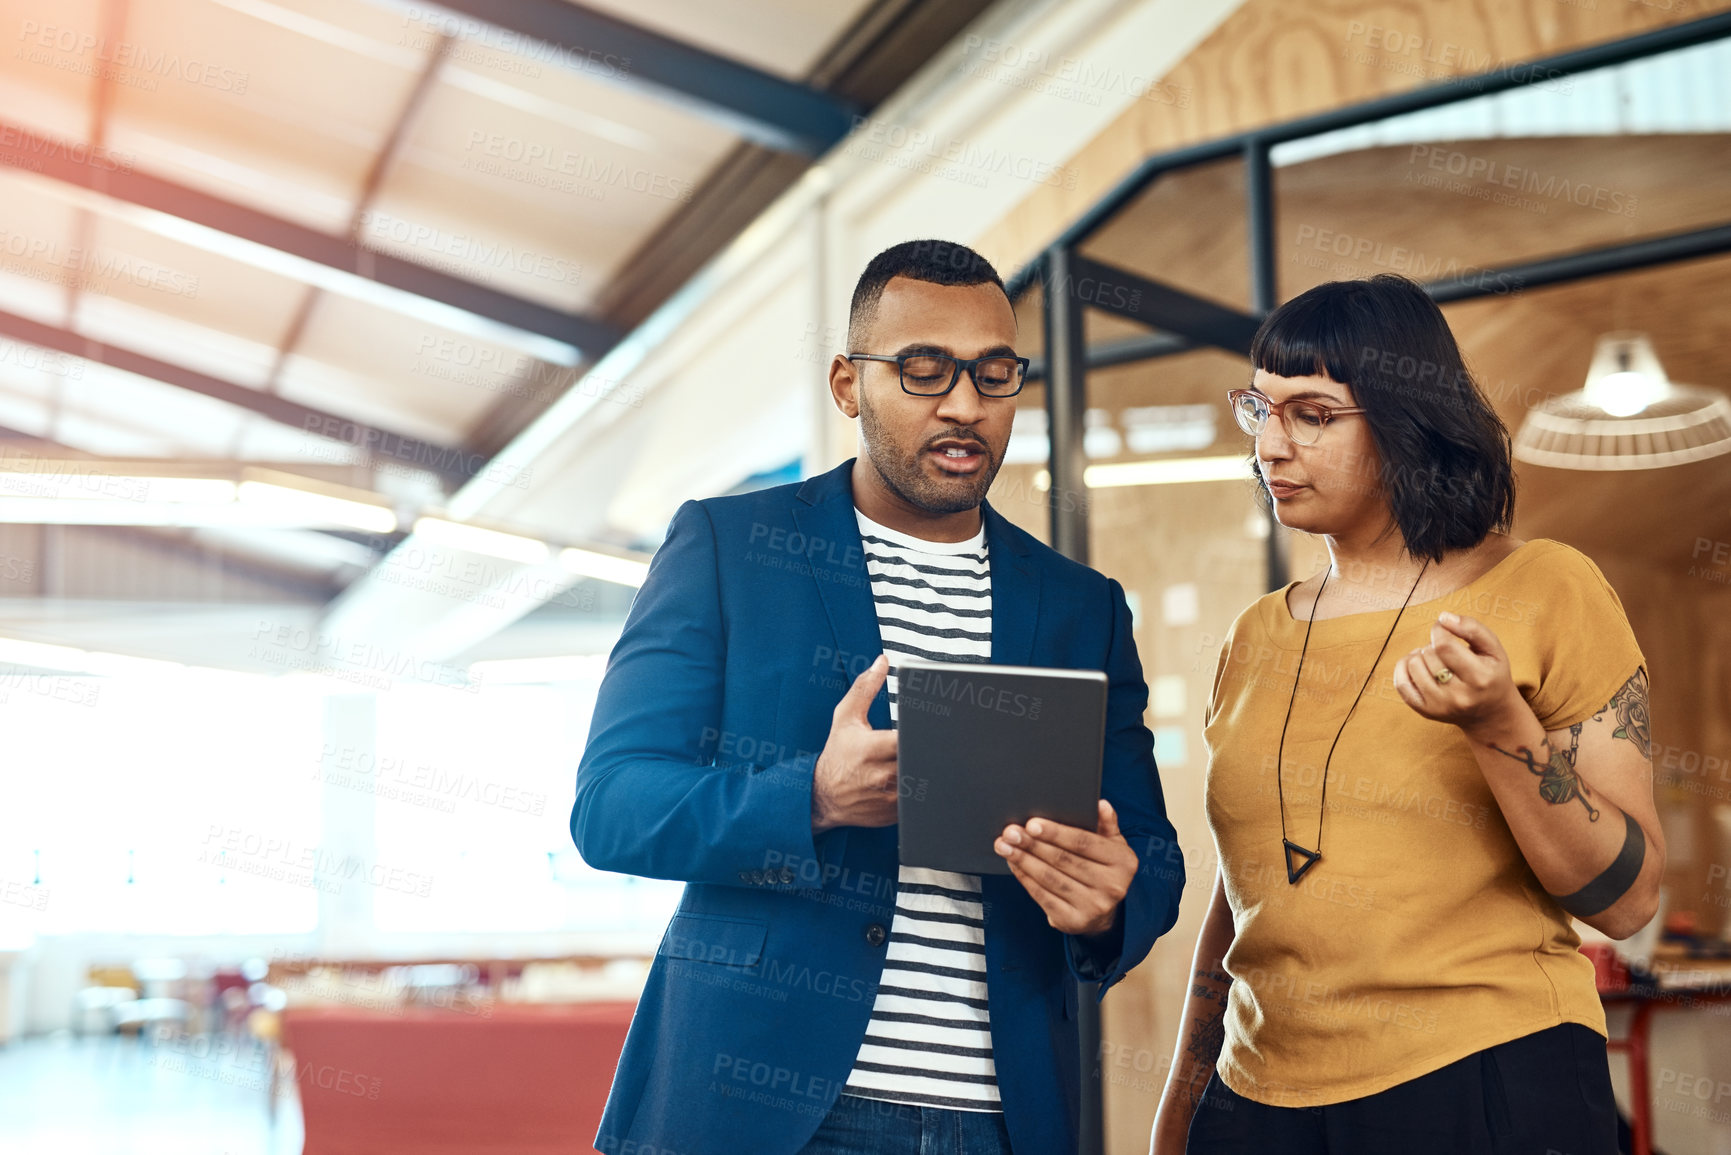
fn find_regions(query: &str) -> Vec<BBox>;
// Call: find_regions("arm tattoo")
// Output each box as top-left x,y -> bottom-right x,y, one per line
1182,1007 -> 1226,1107
1185,1008 -> 1225,1065
1596,668 -> 1653,760
1552,810 -> 1647,918
1491,724 -> 1600,821
1180,967 -> 1229,1104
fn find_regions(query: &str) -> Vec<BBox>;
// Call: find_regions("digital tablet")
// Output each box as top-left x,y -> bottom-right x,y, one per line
895,658 -> 1109,876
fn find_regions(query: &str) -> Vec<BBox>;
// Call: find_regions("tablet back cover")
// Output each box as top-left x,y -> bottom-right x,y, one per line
896,659 -> 1108,875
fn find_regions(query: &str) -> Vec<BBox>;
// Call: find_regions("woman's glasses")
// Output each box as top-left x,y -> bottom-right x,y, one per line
1226,388 -> 1366,447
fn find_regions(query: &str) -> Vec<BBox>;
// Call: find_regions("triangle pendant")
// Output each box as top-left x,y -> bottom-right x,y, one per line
1283,840 -> 1321,884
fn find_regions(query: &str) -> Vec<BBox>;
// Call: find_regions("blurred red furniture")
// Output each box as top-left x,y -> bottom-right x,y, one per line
1584,941 -> 1731,1155
282,1002 -> 635,1155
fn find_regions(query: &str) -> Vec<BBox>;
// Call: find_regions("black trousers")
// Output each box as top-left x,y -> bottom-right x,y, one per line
1186,1023 -> 1618,1155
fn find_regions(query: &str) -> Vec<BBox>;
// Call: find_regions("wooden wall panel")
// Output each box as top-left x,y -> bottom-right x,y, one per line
970,2 -> 1731,1152
976,0 -> 1731,279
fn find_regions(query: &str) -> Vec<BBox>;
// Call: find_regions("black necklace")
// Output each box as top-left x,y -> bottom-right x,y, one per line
1274,558 -> 1431,884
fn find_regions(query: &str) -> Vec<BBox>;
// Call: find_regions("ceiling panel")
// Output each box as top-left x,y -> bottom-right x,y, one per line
0,0 -> 107,141
276,290 -> 568,443
0,0 -> 948,524
74,292 -> 284,392
0,363 -> 60,440
72,208 -> 311,358
0,172 -> 84,321
57,360 -> 252,455
102,0 -> 430,231
373,45 -> 744,307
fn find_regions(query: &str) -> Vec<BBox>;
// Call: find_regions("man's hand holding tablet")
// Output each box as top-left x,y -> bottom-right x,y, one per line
995,801 -> 1140,936
810,654 -> 898,834
811,653 -> 1136,938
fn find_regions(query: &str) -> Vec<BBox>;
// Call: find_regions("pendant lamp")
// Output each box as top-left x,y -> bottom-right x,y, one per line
1512,333 -> 1731,471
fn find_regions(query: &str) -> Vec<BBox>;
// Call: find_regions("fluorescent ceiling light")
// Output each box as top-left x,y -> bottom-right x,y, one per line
0,499 -> 270,526
0,635 -> 184,677
1085,456 -> 1249,487
1032,455 -> 1251,490
237,481 -> 397,533
468,654 -> 609,685
0,475 -> 235,503
413,516 -> 550,564
0,468 -> 397,530
559,547 -> 650,588
0,499 -> 211,526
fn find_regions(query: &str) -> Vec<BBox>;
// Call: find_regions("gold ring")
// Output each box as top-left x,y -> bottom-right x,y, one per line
1434,668 -> 1454,685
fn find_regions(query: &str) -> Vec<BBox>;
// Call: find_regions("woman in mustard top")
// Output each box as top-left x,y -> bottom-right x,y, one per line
1151,276 -> 1662,1155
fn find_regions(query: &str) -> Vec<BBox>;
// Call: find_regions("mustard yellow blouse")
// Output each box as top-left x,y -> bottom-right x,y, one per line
1203,540 -> 1645,1107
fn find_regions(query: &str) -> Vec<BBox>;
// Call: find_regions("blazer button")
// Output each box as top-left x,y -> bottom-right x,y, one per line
864,923 -> 887,947
750,870 -> 766,885
779,866 -> 794,884
738,871 -> 751,883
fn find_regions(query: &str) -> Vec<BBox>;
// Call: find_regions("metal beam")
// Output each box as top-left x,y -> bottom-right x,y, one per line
1245,142 -> 1276,319
1244,139 -> 1286,592
1032,223 -> 1731,376
1424,222 -> 1731,303
424,0 -> 858,155
1024,332 -> 1190,382
1041,250 -> 1090,563
1041,244 -> 1100,1155
1005,10 -> 1731,297
0,122 -> 621,359
1067,254 -> 1262,356
0,308 -> 480,484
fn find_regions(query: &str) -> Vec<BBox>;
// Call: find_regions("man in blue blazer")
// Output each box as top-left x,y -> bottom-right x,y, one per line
574,240 -> 1183,1155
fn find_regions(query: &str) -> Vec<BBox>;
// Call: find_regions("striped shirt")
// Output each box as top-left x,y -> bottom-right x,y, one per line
842,507 -> 1000,1112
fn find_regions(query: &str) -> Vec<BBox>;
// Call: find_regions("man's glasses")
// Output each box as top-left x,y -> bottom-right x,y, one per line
1226,388 -> 1366,447
849,352 -> 1029,398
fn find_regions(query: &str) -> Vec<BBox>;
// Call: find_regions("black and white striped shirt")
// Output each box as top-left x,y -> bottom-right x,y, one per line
842,507 -> 1000,1112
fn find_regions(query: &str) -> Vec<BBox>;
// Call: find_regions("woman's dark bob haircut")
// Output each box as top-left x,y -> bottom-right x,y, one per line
1248,274 -> 1515,562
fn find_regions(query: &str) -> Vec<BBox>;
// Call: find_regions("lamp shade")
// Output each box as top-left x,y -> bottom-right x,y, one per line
1513,333 -> 1731,471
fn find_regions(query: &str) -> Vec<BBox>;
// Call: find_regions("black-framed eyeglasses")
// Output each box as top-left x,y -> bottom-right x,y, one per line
848,352 -> 1029,398
1226,388 -> 1367,447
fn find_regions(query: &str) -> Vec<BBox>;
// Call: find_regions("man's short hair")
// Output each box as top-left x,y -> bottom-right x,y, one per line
847,239 -> 1008,351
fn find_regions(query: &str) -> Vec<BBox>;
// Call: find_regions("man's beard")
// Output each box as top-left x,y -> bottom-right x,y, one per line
858,390 -> 997,516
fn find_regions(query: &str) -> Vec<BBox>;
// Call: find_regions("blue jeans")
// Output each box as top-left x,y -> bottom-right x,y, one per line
797,1093 -> 1014,1155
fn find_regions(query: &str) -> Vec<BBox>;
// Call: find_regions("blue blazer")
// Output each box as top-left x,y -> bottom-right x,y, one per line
574,458 -> 1184,1155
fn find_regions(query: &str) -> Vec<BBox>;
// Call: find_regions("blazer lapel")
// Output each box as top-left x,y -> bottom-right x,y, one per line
979,500 -> 1043,933
791,461 -> 890,730
982,500 -> 1040,669
790,475 -> 1042,720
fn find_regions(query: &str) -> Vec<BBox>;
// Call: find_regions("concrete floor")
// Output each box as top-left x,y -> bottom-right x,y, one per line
0,1032 -> 304,1155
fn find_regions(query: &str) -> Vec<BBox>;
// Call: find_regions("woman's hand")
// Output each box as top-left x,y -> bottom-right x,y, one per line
1392,612 -> 1526,739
